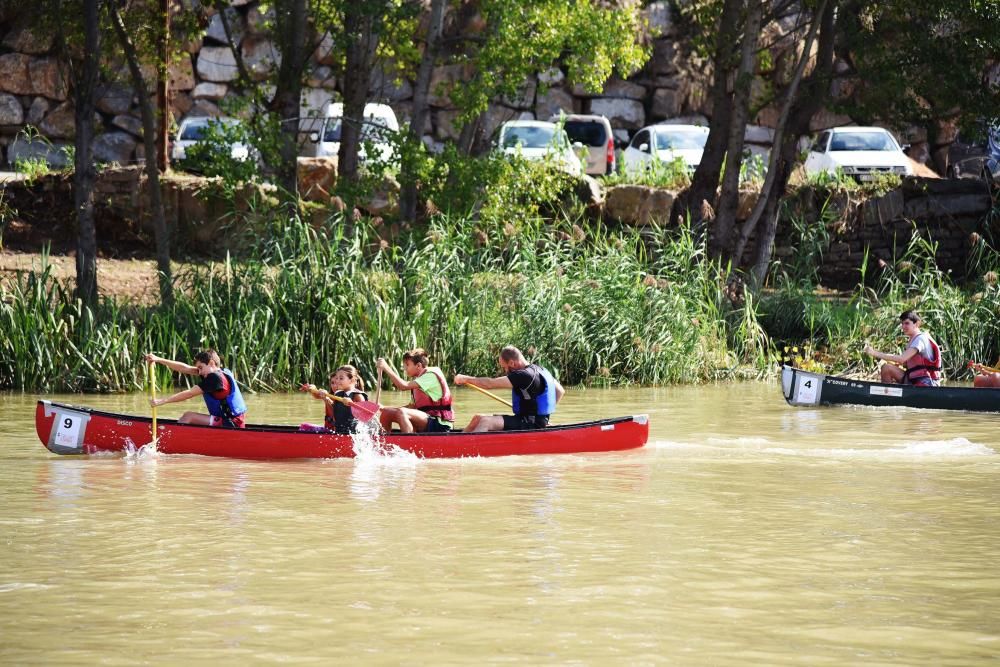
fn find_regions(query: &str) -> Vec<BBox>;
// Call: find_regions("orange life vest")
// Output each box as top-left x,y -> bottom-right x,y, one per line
903,334 -> 941,384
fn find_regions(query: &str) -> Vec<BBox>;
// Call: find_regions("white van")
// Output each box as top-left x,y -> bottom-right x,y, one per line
310,102 -> 399,164
549,113 -> 615,176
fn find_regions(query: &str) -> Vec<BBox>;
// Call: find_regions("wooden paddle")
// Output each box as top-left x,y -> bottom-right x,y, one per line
148,360 -> 158,446
375,367 -> 382,405
302,384 -> 380,422
466,382 -> 514,408
967,360 -> 1000,374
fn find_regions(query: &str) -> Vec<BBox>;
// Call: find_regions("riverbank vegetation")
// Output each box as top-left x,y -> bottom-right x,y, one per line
3,174 -> 997,393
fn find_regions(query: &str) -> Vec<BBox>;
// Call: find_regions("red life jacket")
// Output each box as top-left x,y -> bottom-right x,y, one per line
411,367 -> 454,423
903,334 -> 942,383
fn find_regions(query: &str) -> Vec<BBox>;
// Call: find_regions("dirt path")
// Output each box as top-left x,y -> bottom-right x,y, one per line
0,251 -> 173,304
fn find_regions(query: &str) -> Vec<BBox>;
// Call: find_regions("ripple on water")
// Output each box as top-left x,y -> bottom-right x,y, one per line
764,437 -> 997,460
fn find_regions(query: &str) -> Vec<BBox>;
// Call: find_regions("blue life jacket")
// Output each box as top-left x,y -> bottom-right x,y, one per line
511,364 -> 557,417
202,369 -> 247,421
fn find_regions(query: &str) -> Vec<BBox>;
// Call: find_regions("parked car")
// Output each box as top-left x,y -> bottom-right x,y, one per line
549,113 -> 615,176
621,123 -> 709,175
171,116 -> 251,162
310,102 -> 399,164
804,126 -> 913,181
948,123 -> 1000,182
497,120 -> 583,177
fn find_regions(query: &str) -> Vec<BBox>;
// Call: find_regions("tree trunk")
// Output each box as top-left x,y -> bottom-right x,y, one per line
269,0 -> 308,207
400,0 -> 446,222
73,0 -> 101,309
711,0 -> 763,261
743,0 -> 836,288
157,0 -> 169,172
747,135 -> 795,287
673,0 -> 742,229
110,2 -> 173,304
929,119 -> 954,176
339,3 -> 382,186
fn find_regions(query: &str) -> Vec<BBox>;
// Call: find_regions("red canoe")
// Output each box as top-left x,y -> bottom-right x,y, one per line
35,400 -> 649,460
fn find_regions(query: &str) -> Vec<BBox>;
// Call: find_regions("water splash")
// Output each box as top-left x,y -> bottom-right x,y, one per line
347,422 -> 419,501
350,421 -> 418,462
123,437 -> 160,462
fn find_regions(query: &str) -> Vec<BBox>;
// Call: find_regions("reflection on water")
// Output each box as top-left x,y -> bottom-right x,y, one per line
2,384 -> 1000,664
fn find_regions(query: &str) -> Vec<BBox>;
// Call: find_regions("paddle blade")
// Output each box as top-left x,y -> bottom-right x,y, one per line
350,400 -> 381,422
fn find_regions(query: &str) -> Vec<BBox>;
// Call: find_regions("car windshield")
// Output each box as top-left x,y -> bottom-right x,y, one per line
563,121 -> 607,147
829,131 -> 897,151
323,116 -> 392,143
503,125 -> 557,149
179,119 -> 236,141
656,130 -> 707,151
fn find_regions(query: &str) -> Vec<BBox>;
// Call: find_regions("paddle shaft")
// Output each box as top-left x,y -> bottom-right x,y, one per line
375,367 -> 382,406
466,382 -> 513,408
305,384 -> 379,419
969,360 -> 1000,374
149,361 -> 158,445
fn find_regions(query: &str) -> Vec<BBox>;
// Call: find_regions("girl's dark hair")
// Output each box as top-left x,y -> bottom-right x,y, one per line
402,348 -> 429,367
331,365 -> 364,391
194,349 -> 222,365
899,310 -> 921,324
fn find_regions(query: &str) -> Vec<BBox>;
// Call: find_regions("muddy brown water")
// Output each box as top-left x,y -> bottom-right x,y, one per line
2,384 -> 999,664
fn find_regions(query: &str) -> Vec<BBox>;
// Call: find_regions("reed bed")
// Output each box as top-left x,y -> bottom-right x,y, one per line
2,197 -> 995,392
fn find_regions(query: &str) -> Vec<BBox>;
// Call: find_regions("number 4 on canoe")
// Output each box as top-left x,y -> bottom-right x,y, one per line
302,384 -> 381,422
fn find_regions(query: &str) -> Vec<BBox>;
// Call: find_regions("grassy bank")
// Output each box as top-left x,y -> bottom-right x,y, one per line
2,196 -> 997,393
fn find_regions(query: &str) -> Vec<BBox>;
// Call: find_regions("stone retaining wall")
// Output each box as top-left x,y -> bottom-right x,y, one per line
604,178 -> 995,289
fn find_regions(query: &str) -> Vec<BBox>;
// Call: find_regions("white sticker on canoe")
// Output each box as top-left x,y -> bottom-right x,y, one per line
601,424 -> 614,431
54,413 -> 83,448
869,386 -> 903,397
795,377 -> 818,404
43,403 -> 93,453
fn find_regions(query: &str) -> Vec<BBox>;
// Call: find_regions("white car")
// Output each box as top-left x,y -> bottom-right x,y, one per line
171,116 -> 251,162
804,126 -> 913,181
310,102 -> 399,164
622,124 -> 709,175
497,120 -> 583,177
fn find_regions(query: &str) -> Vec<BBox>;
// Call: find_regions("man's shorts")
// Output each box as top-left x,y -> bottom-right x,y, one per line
501,414 -> 550,431
423,417 -> 453,433
210,414 -> 247,428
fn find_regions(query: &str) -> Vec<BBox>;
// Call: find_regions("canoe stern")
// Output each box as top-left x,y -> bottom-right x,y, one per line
781,365 -> 824,407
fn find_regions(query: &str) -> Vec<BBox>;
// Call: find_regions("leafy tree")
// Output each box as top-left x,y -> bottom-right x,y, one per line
109,0 -> 173,303
836,0 -> 1000,173
268,0 -> 309,204
46,0 -> 104,308
399,0 -> 446,222
446,0 -> 650,154
181,119 -> 259,183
